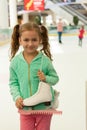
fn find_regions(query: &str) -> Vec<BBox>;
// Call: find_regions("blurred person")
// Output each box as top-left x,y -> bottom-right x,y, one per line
57,18 -> 64,43
78,25 -> 85,47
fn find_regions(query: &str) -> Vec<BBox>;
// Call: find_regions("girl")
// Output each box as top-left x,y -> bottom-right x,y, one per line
9,22 -> 59,130
78,25 -> 85,47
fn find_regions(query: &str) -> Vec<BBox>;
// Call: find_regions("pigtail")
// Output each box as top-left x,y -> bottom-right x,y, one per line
10,24 -> 20,60
40,25 -> 52,61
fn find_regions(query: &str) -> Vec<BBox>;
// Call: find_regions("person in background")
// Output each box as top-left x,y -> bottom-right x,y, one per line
9,22 -> 59,130
78,25 -> 85,47
57,18 -> 63,43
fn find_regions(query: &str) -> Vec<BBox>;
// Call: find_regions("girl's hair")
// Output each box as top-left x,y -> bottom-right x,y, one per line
10,24 -> 20,60
10,22 -> 52,60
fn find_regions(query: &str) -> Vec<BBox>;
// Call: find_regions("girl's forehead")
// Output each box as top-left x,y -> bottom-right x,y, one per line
23,29 -> 37,32
21,30 -> 40,38
22,30 -> 39,35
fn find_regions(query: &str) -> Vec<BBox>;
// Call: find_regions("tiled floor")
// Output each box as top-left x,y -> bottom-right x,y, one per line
0,35 -> 87,130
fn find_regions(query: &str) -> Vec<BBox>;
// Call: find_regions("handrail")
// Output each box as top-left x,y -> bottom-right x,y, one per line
66,4 -> 87,20
60,5 -> 87,24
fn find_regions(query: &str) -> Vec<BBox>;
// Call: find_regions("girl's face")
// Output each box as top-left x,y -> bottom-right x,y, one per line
19,30 -> 41,54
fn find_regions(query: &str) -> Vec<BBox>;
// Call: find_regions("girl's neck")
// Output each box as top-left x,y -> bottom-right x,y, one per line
23,51 -> 39,64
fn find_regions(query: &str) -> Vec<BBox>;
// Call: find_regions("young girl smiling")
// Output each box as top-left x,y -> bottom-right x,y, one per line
9,22 -> 59,130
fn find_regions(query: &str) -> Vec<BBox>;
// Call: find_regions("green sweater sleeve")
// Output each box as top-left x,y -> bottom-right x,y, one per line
45,59 -> 59,86
9,65 -> 21,101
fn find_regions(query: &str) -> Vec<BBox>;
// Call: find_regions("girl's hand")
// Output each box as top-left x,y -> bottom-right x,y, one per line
15,97 -> 24,109
37,70 -> 46,81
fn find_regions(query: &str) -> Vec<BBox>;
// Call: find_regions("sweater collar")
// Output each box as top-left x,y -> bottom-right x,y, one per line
19,51 -> 43,62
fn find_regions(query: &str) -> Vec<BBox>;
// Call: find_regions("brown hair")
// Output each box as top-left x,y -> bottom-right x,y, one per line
10,22 -> 52,60
10,24 -> 20,60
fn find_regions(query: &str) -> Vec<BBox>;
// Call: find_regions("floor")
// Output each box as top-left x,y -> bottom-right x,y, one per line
0,35 -> 87,130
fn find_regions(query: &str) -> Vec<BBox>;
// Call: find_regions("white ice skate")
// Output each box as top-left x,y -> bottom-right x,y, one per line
23,81 -> 52,106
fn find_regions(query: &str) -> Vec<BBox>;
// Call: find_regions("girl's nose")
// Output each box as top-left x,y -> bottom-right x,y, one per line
28,41 -> 32,46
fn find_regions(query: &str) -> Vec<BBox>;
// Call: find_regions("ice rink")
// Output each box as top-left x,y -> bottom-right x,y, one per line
0,35 -> 87,130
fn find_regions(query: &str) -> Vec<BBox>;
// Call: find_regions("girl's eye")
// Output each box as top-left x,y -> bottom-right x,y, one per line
23,38 -> 37,42
24,38 -> 29,42
32,38 -> 37,42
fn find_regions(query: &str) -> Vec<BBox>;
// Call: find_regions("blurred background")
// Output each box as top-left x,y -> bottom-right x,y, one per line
0,0 -> 87,44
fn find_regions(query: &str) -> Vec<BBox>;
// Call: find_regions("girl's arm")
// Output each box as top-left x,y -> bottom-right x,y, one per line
9,66 -> 21,102
45,61 -> 59,86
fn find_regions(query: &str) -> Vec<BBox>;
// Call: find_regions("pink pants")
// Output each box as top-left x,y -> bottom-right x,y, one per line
20,114 -> 52,130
